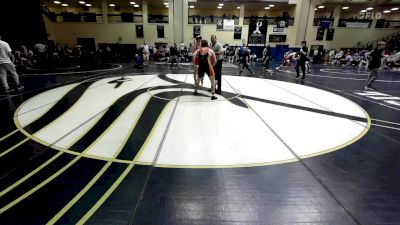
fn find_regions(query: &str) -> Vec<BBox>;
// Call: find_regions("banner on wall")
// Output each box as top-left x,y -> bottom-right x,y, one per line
136,24 -> 143,38
273,27 -> 284,32
216,20 -> 223,30
316,28 -> 324,41
234,26 -> 242,40
269,34 -> 287,42
157,25 -> 164,38
193,25 -> 201,38
326,28 -> 334,41
276,20 -> 287,28
345,22 -> 370,28
247,17 -> 268,46
223,19 -> 235,31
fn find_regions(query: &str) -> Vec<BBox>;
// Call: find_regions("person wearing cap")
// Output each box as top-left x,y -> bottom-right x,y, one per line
210,35 -> 223,94
365,41 -> 386,90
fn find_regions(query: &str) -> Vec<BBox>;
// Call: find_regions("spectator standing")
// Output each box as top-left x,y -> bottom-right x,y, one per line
141,41 -> 150,65
365,41 -> 386,90
34,41 -> 47,67
0,36 -> 24,93
239,48 -> 254,75
262,45 -> 272,76
210,35 -> 223,94
295,41 -> 308,79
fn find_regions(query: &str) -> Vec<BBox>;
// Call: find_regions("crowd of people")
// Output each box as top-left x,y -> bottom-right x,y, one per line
273,37 -> 399,90
0,40 -> 123,74
2,31 -> 399,94
274,34 -> 399,74
315,42 -> 399,73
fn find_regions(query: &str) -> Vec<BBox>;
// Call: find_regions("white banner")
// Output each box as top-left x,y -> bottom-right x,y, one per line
223,19 -> 234,31
345,22 -> 370,28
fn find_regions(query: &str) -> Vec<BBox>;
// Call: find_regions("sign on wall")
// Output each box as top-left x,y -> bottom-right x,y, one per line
269,34 -> 287,42
216,20 -> 223,30
345,22 -> 370,28
234,26 -> 242,40
276,20 -> 287,28
360,12 -> 382,20
136,24 -> 143,38
223,19 -> 235,31
157,25 -> 164,38
273,27 -> 284,32
193,25 -> 201,38
247,17 -> 268,46
316,28 -> 324,41
326,28 -> 334,41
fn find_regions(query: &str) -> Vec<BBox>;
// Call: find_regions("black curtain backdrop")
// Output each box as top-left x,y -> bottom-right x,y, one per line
0,0 -> 47,47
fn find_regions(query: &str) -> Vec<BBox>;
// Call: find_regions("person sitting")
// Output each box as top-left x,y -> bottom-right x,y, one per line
133,53 -> 143,69
328,48 -> 335,64
333,51 -> 344,65
340,53 -> 353,66
358,51 -> 370,71
351,53 -> 360,68
14,50 -> 33,73
385,51 -> 400,70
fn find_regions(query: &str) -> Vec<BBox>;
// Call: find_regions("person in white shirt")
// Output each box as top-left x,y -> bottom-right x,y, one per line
179,42 -> 185,52
140,41 -> 150,65
341,53 -> 353,66
0,36 -> 24,93
385,51 -> 400,70
333,51 -> 344,65
328,49 -> 335,64
358,51 -> 369,71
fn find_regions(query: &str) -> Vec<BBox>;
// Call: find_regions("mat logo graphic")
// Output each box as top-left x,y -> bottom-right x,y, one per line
14,75 -> 370,167
354,91 -> 400,107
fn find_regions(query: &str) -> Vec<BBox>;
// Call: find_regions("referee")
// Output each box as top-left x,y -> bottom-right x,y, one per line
211,35 -> 223,94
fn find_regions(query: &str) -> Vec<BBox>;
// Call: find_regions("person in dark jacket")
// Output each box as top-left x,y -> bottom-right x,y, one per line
295,41 -> 308,79
365,41 -> 386,90
239,48 -> 254,75
262,45 -> 272,76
